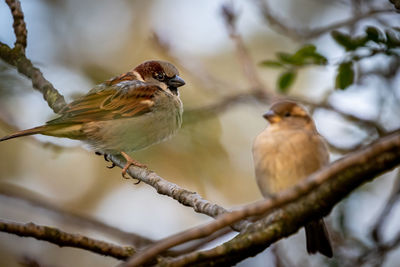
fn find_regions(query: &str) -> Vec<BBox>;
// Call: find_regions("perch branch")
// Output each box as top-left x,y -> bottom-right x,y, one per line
124,130 -> 400,266
108,155 -> 249,232
0,219 -> 135,260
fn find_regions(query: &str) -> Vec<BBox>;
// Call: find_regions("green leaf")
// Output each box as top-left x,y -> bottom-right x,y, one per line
277,52 -> 296,64
306,53 -> 328,65
294,44 -> 317,56
278,71 -> 296,93
335,62 -> 354,90
385,30 -> 400,48
365,26 -> 385,43
331,31 -> 367,51
331,31 -> 353,50
292,44 -> 328,66
259,60 -> 284,68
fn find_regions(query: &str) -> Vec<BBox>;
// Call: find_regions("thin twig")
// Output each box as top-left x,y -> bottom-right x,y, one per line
222,3 -> 267,91
1,0 -> 65,112
123,131 -> 400,266
257,0 -> 395,41
5,0 -> 27,51
0,219 -> 135,260
0,42 -> 66,113
0,183 -> 154,248
371,170 -> 400,243
357,226 -> 400,266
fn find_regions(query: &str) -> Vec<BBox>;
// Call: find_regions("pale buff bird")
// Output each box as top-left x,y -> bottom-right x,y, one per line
252,100 -> 332,257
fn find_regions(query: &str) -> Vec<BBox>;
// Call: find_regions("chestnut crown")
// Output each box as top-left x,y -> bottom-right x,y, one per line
134,60 -> 185,91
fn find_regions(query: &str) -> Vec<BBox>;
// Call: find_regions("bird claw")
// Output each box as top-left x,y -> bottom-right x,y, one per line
107,162 -> 116,169
96,152 -> 114,168
120,151 -> 147,182
96,151 -> 144,184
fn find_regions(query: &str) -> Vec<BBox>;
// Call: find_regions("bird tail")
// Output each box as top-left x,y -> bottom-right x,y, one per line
0,125 -> 49,142
305,219 -> 333,258
1,123 -> 85,142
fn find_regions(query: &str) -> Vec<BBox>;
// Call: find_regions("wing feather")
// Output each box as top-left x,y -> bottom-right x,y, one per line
47,81 -> 160,124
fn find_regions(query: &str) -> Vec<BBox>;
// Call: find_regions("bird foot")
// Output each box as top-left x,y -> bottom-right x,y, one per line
96,152 -> 116,168
121,151 -> 146,183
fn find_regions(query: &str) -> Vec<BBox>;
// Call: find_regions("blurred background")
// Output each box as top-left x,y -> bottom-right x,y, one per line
0,0 -> 399,266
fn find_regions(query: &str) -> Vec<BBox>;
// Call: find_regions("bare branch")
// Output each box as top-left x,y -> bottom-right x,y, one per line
257,0 -> 396,41
5,0 -> 27,51
357,226 -> 400,266
221,3 -> 267,91
1,1 -> 66,113
124,130 -> 400,266
0,183 -> 154,248
371,170 -> 400,243
107,154 -> 250,232
0,42 -> 67,113
0,219 -> 135,260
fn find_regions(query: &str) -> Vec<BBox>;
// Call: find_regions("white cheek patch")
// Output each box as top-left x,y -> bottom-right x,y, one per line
158,83 -> 168,90
132,71 -> 145,82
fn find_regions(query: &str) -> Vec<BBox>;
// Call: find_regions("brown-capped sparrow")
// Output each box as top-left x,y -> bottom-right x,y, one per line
252,100 -> 333,257
0,60 -> 185,177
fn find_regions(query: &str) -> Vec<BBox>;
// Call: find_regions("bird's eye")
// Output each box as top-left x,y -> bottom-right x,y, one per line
154,72 -> 165,81
284,112 -> 291,117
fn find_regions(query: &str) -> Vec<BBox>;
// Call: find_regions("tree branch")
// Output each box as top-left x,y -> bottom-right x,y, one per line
1,0 -> 66,113
0,219 -> 135,260
257,0 -> 396,41
107,155 -> 250,232
0,183 -> 154,248
0,42 -> 67,113
124,130 -> 400,266
5,0 -> 27,51
221,3 -> 267,92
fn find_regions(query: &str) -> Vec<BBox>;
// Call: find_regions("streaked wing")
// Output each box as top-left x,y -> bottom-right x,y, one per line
47,81 -> 160,124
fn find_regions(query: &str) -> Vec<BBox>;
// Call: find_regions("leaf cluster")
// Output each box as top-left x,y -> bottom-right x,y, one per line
260,44 -> 327,93
332,26 -> 400,89
260,26 -> 400,92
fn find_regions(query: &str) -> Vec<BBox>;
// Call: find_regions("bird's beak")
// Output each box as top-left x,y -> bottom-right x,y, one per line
263,110 -> 281,123
167,75 -> 185,88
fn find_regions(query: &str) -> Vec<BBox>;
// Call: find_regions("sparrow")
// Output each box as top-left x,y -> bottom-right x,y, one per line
252,100 -> 333,257
0,60 -> 185,177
